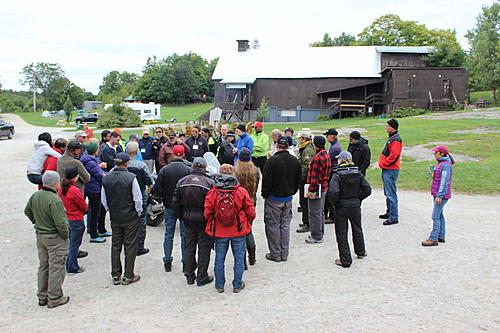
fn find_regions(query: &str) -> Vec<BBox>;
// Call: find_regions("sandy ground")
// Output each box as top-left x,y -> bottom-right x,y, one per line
419,108 -> 500,120
0,114 -> 499,333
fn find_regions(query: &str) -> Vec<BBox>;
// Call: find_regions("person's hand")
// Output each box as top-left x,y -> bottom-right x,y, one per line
435,197 -> 442,204
307,193 -> 316,199
99,162 -> 107,169
232,147 -> 238,154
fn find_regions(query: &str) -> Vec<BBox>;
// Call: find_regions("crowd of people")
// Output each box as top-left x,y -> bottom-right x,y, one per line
24,119 -> 454,308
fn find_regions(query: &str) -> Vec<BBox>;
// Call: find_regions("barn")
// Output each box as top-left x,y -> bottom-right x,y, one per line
204,40 -> 468,122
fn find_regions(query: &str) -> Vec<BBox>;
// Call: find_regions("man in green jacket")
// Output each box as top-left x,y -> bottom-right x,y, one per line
24,171 -> 70,309
296,128 -> 316,233
250,122 -> 270,173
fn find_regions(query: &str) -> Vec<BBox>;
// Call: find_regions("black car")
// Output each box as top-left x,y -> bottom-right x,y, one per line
0,119 -> 14,139
74,113 -> 99,124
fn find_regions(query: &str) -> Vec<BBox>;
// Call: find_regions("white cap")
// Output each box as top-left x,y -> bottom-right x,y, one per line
298,128 -> 312,139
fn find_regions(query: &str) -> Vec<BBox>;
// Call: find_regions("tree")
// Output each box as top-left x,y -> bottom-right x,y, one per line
45,77 -> 72,110
98,71 -> 139,100
0,95 -> 21,113
63,96 -> 74,122
257,96 -> 269,121
84,91 -> 95,101
423,38 -> 466,67
96,102 -> 141,128
466,2 -> 500,103
19,62 -> 65,107
310,32 -> 357,47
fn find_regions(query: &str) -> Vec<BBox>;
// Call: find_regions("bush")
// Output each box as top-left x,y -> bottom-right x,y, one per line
317,113 -> 331,121
393,107 -> 429,118
96,104 -> 141,128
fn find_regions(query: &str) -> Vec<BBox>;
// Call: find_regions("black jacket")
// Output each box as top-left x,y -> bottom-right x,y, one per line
328,164 -> 371,208
154,159 -> 192,208
184,135 -> 209,162
261,150 -> 302,198
217,139 -> 235,165
99,143 -> 123,172
347,138 -> 371,176
172,170 -> 215,231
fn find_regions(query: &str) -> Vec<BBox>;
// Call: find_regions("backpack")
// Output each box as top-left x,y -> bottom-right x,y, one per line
213,188 -> 242,232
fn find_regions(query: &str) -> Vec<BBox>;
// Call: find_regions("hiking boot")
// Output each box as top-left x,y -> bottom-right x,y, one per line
383,220 -> 399,225
90,237 -> 106,243
281,257 -> 288,262
186,275 -> 196,285
335,259 -> 350,268
197,276 -> 214,287
324,218 -> 335,224
47,296 -> 70,309
38,299 -> 47,306
248,247 -> 256,266
379,213 -> 389,219
137,248 -> 150,256
296,225 -> 310,233
438,238 -> 446,243
233,281 -> 246,293
215,286 -> 224,293
164,262 -> 172,272
357,252 -> 368,259
305,236 -> 323,244
122,274 -> 140,285
421,240 -> 439,247
77,251 -> 88,259
67,267 -> 85,275
265,253 -> 281,262
112,276 -> 121,285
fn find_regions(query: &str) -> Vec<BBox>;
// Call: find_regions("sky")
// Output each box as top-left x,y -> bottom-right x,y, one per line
0,0 -> 492,94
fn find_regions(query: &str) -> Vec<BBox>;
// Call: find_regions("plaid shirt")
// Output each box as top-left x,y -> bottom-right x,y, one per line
306,148 -> 332,193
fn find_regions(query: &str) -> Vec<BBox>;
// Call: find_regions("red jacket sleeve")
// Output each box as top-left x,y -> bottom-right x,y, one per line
204,190 -> 216,222
241,189 -> 256,222
44,156 -> 58,172
380,141 -> 402,168
73,187 -> 88,214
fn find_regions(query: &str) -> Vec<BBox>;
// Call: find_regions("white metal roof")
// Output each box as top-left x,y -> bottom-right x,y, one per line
212,46 -> 433,81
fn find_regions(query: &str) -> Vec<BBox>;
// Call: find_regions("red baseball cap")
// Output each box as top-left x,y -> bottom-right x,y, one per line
173,145 -> 185,156
251,121 -> 263,128
431,145 -> 449,155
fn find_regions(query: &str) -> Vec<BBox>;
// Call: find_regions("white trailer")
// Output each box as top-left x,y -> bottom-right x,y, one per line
104,102 -> 162,122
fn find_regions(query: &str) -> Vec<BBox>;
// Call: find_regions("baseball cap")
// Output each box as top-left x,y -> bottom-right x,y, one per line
193,157 -> 207,169
336,151 -> 352,160
277,136 -> 289,147
251,121 -> 263,128
67,141 -> 83,151
168,132 -> 176,138
323,128 -> 338,136
173,145 -> 185,156
142,129 -> 150,134
284,127 -> 294,134
114,152 -> 130,164
298,128 -> 312,139
431,145 -> 449,155
226,131 -> 235,137
129,133 -> 139,140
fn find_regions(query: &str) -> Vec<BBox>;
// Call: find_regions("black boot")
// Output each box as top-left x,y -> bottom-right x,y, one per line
248,247 -> 256,266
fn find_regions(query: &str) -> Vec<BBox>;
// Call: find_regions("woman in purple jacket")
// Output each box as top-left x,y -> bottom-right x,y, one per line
81,141 -> 107,243
422,145 -> 454,247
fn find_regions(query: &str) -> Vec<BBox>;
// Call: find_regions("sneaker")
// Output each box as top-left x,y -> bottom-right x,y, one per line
335,259 -> 350,268
197,276 -> 214,287
112,276 -> 121,285
164,262 -> 172,272
47,296 -> 70,309
296,225 -> 310,233
265,253 -> 281,262
186,275 -> 196,285
438,238 -> 446,243
77,251 -> 88,259
233,281 -> 246,293
383,220 -> 399,225
421,239 -> 439,247
305,236 -> 324,244
357,252 -> 368,259
122,274 -> 141,285
216,287 -> 224,293
281,257 -> 288,262
379,213 -> 389,219
38,299 -> 47,306
98,232 -> 112,237
137,248 -> 150,256
67,267 -> 85,275
90,237 -> 106,243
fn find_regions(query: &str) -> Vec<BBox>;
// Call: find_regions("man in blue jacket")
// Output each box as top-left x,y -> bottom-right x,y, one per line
233,124 -> 254,164
139,129 -> 155,174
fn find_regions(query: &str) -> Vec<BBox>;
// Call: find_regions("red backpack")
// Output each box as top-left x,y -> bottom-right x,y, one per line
211,188 -> 242,234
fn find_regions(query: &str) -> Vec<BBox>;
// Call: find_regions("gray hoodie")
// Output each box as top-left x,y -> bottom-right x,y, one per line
27,141 -> 61,174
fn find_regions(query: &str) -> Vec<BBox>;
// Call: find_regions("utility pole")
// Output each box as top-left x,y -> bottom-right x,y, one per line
33,89 -> 36,112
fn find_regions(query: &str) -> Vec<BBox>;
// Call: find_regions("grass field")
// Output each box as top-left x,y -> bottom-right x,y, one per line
470,90 -> 499,106
16,111 -> 77,127
161,103 -> 213,123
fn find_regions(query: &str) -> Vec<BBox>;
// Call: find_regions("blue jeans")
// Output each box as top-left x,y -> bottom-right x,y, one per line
429,198 -> 448,241
67,220 -> 85,273
27,174 -> 43,186
162,208 -> 185,263
137,193 -> 148,252
381,169 -> 400,221
214,236 -> 246,289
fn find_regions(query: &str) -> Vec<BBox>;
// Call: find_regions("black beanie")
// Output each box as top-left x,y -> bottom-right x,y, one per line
65,166 -> 79,180
236,124 -> 246,132
387,118 -> 399,130
349,131 -> 361,140
313,135 -> 326,148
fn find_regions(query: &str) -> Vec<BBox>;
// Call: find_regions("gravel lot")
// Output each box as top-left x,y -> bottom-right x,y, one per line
0,114 -> 499,333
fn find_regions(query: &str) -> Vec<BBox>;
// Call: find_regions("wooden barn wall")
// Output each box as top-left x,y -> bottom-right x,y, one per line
381,53 -> 426,69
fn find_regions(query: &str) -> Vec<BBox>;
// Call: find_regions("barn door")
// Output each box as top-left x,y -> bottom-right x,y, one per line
442,80 -> 452,100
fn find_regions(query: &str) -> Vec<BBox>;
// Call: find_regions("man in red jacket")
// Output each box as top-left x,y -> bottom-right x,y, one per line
378,119 -> 402,225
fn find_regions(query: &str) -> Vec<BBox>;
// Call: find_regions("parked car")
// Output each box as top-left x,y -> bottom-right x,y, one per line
74,113 -> 99,124
0,119 -> 14,139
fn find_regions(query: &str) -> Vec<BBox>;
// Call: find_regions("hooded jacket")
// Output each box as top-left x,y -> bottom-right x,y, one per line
234,133 -> 254,163
80,152 -> 106,194
27,141 -> 62,175
347,138 -> 371,175
58,182 -> 88,220
328,163 -> 372,208
204,174 -> 256,238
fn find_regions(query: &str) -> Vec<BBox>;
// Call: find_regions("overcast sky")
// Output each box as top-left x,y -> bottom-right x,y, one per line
0,0 -> 491,94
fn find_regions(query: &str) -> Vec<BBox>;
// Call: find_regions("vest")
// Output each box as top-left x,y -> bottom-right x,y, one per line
431,161 -> 452,199
102,168 -> 137,223
337,166 -> 362,200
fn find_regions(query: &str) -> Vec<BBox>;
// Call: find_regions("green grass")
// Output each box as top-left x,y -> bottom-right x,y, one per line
161,103 -> 213,123
470,90 -> 499,106
16,111 -> 77,127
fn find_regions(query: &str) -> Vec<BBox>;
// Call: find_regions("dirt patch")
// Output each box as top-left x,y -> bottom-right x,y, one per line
311,127 -> 368,137
403,142 -> 481,162
420,109 -> 500,120
450,127 -> 500,134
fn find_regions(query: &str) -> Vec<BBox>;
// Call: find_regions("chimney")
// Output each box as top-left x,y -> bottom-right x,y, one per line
237,40 -> 250,52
